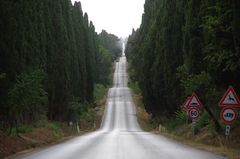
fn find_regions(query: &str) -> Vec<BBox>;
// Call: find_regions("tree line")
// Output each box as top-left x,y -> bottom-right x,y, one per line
126,0 -> 240,130
0,0 -> 121,132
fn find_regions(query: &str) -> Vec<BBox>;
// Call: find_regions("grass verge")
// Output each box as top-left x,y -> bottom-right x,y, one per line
128,76 -> 240,159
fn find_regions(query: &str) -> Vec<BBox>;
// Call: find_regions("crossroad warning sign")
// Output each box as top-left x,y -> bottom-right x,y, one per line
219,86 -> 240,107
188,92 -> 202,107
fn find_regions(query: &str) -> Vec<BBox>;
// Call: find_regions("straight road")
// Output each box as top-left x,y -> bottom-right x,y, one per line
14,56 -> 226,159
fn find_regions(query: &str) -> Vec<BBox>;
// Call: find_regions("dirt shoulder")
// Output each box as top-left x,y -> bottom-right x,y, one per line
130,83 -> 240,159
1,95 -> 107,159
0,125 -> 83,159
156,130 -> 240,159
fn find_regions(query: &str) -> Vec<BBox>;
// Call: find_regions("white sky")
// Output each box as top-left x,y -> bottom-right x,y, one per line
71,0 -> 145,38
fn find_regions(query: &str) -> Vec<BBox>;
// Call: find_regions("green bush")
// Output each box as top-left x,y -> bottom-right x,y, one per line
8,69 -> 48,125
18,125 -> 33,133
33,118 -> 48,128
195,111 -> 210,130
175,109 -> 187,123
94,84 -> 108,101
46,122 -> 60,131
6,125 -> 33,135
80,108 -> 97,123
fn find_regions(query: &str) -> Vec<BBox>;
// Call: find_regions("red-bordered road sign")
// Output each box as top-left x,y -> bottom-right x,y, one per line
187,92 -> 202,108
181,97 -> 190,110
220,107 -> 237,125
188,108 -> 200,120
219,86 -> 240,107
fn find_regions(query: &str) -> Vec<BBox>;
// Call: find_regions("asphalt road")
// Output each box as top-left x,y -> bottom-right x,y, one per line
14,56 -> 226,159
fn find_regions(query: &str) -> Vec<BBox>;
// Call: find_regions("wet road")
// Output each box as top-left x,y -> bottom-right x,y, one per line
14,56 -> 226,159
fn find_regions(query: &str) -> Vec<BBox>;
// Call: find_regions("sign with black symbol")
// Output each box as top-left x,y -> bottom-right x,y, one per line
220,107 -> 237,125
219,86 -> 240,107
188,108 -> 200,120
187,92 -> 202,108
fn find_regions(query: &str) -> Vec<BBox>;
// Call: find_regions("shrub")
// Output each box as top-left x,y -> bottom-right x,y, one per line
175,109 -> 187,123
46,122 -> 60,131
196,111 -> 210,130
94,84 -> 108,101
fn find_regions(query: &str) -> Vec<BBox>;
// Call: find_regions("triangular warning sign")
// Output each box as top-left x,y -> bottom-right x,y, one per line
219,86 -> 240,107
187,92 -> 202,107
181,97 -> 190,110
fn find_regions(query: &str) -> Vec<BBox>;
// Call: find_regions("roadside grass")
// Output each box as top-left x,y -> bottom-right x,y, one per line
92,63 -> 115,129
1,65 -> 114,158
155,118 -> 240,159
158,129 -> 240,159
128,78 -> 152,131
127,69 -> 240,159
6,125 -> 34,135
45,122 -> 59,131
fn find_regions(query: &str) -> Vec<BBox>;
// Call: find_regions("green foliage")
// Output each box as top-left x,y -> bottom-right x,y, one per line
164,119 -> 181,133
96,46 -> 113,86
70,102 -> 97,129
68,98 -> 98,127
177,66 -> 211,95
208,120 -> 220,136
94,84 -> 109,101
68,98 -> 85,122
128,79 -> 141,96
6,125 -> 33,135
8,69 -> 48,123
0,0 -> 120,127
0,73 -> 6,79
195,111 -> 210,130
80,108 -> 97,124
175,110 -> 187,124
18,125 -> 33,134
46,122 -> 60,131
32,118 -> 49,128
126,0 -> 240,132
98,30 -> 121,60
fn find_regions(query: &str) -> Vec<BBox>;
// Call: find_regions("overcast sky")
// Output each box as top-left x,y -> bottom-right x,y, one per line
71,0 -> 145,38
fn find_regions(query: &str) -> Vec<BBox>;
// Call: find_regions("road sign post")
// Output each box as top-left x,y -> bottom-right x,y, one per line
188,108 -> 200,136
192,119 -> 196,136
218,86 -> 239,143
182,93 -> 202,136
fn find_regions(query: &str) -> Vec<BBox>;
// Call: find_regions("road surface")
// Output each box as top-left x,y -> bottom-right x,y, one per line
14,56 -> 226,159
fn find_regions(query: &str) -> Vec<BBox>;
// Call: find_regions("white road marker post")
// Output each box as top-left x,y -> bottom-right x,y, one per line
225,125 -> 230,142
77,121 -> 80,133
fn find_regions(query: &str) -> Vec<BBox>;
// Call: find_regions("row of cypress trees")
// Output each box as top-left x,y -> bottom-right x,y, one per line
0,0 -> 121,130
126,0 -> 240,129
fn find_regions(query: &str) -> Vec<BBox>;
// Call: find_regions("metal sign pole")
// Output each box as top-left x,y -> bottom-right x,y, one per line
192,119 -> 196,136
